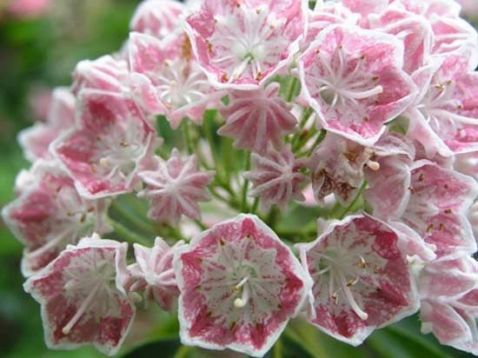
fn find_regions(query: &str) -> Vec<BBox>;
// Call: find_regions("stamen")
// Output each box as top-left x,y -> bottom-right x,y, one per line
99,157 -> 110,167
357,256 -> 367,269
340,85 -> 383,100
339,273 -> 368,320
366,160 -> 380,171
233,284 -> 250,308
62,282 -> 99,335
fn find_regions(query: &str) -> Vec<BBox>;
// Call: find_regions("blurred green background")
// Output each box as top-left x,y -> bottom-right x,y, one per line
0,1 -> 477,357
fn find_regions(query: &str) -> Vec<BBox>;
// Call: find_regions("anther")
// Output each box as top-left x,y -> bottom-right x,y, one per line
366,160 -> 380,171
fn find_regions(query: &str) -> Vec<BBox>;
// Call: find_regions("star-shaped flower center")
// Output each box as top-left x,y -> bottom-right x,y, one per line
61,249 -> 120,335
199,236 -> 285,326
209,5 -> 289,81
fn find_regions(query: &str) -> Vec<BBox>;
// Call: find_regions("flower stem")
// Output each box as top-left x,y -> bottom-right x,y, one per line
182,121 -> 194,154
339,181 -> 367,219
110,219 -> 151,246
110,201 -> 156,236
241,152 -> 251,211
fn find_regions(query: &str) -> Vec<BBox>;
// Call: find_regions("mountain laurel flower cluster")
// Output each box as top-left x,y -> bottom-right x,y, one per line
4,0 -> 478,356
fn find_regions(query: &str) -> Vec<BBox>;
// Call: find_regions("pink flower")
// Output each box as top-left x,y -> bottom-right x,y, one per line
7,0 -> 50,18
72,56 -> 129,95
309,133 -> 374,205
19,87 -> 76,162
419,255 -> 478,355
53,90 -> 157,198
23,234 -> 135,356
130,0 -> 185,39
244,145 -> 307,210
299,25 -> 416,145
399,161 -> 478,257
127,237 -> 184,311
218,83 -> 297,153
430,16 -> 478,59
128,32 -> 218,127
304,2 -> 359,49
297,215 -> 419,345
367,7 -> 433,74
174,214 -> 310,356
185,0 -> 305,89
1,160 -> 111,276
363,132 -> 416,221
309,132 -> 411,206
138,149 -> 214,224
407,54 -> 478,156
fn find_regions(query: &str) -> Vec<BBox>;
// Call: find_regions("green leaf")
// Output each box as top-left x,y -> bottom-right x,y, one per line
122,338 -> 182,358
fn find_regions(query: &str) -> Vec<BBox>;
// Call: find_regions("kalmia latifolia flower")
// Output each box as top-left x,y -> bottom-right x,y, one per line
186,0 -> 305,88
128,31 -> 218,127
218,83 -> 297,153
399,161 -> 478,257
7,0 -> 478,356
297,215 -> 419,345
2,160 -> 110,276
23,235 -> 135,356
72,55 -> 129,95
299,25 -> 416,145
419,255 -> 478,354
127,237 -> 184,311
174,214 -> 311,356
244,145 -> 307,210
130,0 -> 185,39
407,54 -> 478,156
19,87 -> 75,162
138,149 -> 214,224
53,90 -> 157,198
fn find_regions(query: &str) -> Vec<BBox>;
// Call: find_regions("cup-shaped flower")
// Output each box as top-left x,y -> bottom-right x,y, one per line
127,237 -> 184,311
244,145 -> 307,210
297,215 -> 419,345
309,131 -> 411,206
53,90 -> 157,198
138,149 -> 214,224
419,255 -> 478,355
407,54 -> 478,156
174,214 -> 311,357
1,160 -> 111,276
185,0 -> 305,89
23,235 -> 135,356
19,87 -> 76,162
299,25 -> 416,145
368,7 -> 433,74
130,0 -> 185,40
218,83 -> 297,153
400,160 -> 478,257
72,55 -> 129,95
128,32 -> 217,127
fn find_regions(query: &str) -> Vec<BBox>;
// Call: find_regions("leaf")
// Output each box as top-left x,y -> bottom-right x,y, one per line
122,338 -> 182,358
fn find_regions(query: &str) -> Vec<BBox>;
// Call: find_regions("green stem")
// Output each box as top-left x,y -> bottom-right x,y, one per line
305,129 -> 326,156
251,197 -> 260,214
338,181 -> 367,219
110,202 -> 155,235
174,345 -> 191,358
286,77 -> 299,102
110,219 -> 151,246
267,206 -> 280,229
182,121 -> 194,154
273,339 -> 283,358
241,153 -> 251,211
